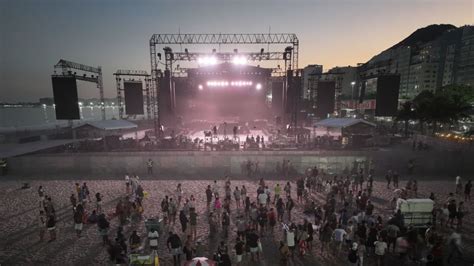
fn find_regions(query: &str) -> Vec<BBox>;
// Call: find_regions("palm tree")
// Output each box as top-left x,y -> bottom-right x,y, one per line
396,101 -> 416,137
412,90 -> 434,134
410,86 -> 472,135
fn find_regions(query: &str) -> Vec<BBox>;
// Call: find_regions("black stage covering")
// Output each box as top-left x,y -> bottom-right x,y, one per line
51,76 -> 80,120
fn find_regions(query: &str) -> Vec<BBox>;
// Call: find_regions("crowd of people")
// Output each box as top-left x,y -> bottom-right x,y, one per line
36,175 -> 148,264
243,135 -> 265,150
33,167 -> 472,266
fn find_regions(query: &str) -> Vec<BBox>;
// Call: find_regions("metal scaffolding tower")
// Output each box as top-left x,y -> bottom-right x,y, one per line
149,33 -> 299,137
113,69 -> 152,119
53,59 -> 106,120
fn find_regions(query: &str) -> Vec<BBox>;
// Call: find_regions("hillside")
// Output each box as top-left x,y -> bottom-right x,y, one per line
389,24 -> 456,49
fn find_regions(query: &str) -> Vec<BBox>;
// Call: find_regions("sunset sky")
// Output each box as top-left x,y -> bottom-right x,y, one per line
1,0 -> 473,101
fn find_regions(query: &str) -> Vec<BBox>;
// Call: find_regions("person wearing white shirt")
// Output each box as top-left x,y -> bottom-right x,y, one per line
264,187 -> 271,206
455,176 -> 462,194
333,226 -> 347,254
125,174 -> 130,194
258,192 -> 268,206
374,237 -> 387,266
286,229 -> 296,256
212,180 -> 219,197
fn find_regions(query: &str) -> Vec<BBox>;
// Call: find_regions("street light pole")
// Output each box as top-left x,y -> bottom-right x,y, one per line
351,81 -> 356,116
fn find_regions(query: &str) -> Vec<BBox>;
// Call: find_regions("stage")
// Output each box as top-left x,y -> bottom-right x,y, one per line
187,129 -> 270,145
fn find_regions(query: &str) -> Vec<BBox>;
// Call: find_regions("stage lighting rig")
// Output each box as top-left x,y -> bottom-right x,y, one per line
198,56 -> 218,66
149,33 -> 299,137
232,55 -> 247,65
284,46 -> 293,60
113,69 -> 151,119
52,59 -> 105,120
163,47 -> 174,60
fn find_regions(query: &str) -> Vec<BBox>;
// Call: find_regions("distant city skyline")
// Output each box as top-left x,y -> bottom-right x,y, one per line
1,0 -> 472,102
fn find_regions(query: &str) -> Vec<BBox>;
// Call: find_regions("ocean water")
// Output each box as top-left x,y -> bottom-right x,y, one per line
0,106 -> 120,129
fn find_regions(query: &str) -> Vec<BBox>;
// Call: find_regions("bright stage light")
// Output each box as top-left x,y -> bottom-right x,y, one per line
198,56 -> 218,66
232,56 -> 247,65
206,80 -> 254,87
209,56 -> 217,65
198,84 -> 203,90
256,83 -> 262,90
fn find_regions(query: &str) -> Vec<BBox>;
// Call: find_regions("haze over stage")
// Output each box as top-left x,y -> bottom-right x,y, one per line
164,63 -> 274,123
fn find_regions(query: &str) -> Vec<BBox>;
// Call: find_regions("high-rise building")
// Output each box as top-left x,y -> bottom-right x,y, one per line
302,64 -> 323,99
326,66 -> 359,99
456,26 -> 474,86
359,24 -> 474,100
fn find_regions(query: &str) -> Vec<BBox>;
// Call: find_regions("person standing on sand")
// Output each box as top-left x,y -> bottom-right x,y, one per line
455,176 -> 462,195
73,204 -> 84,238
206,185 -> 213,208
47,213 -> 56,242
189,208 -> 198,240
147,158 -> 153,175
386,171 -> 392,189
465,180 -> 472,201
38,210 -> 46,241
167,231 -> 182,266
233,187 -> 241,209
125,173 -> 130,194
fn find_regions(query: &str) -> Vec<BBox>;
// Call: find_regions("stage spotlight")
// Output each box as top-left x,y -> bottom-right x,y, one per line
209,56 -> 217,65
256,83 -> 262,90
232,56 -> 247,65
198,56 -> 218,66
284,46 -> 292,60
232,56 -> 240,65
198,84 -> 203,90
